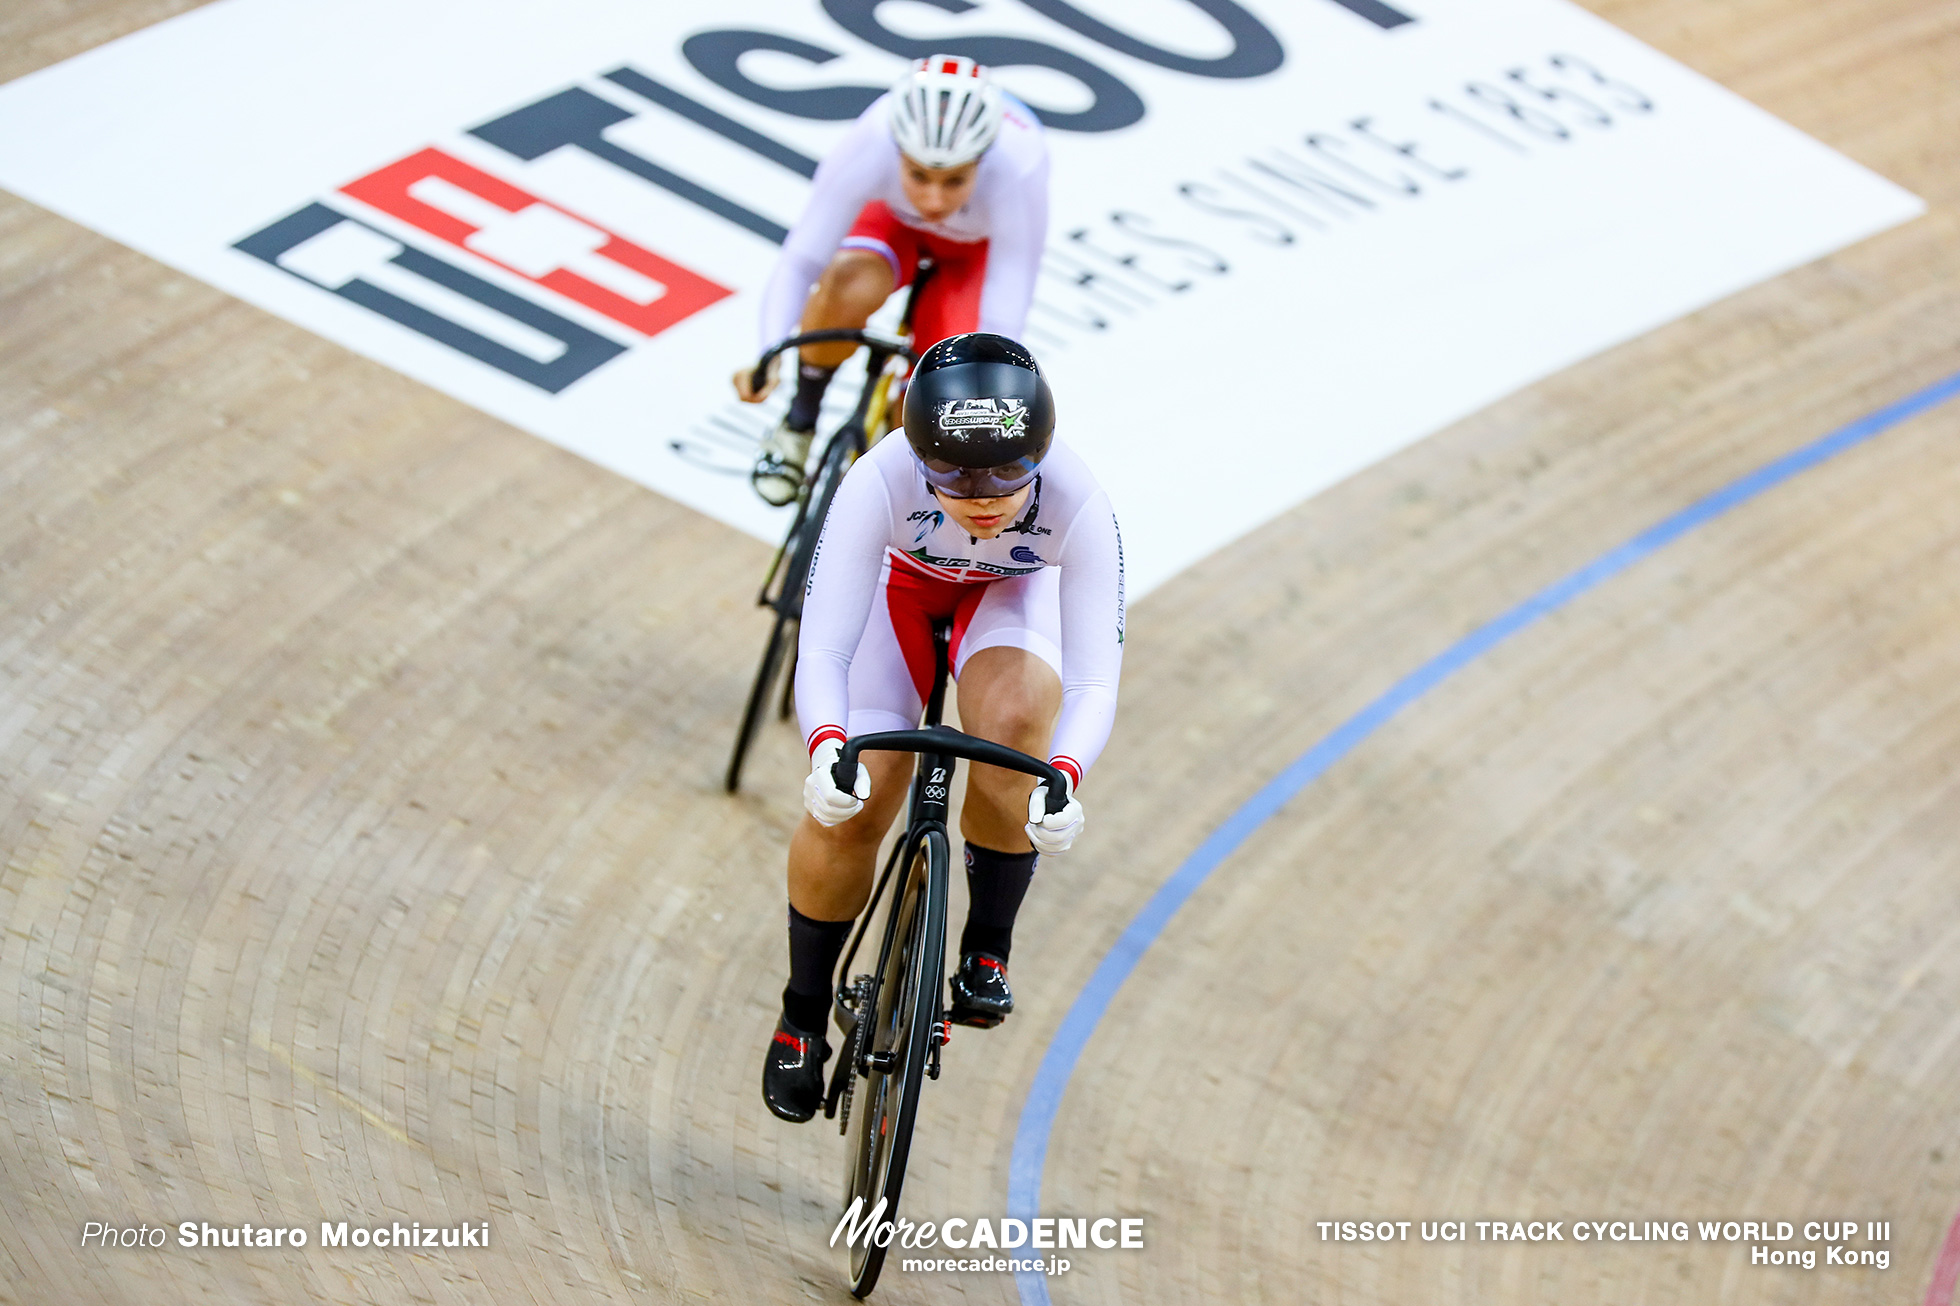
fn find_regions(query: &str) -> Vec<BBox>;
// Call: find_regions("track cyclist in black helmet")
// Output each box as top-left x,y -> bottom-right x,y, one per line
761,333 -> 1125,1123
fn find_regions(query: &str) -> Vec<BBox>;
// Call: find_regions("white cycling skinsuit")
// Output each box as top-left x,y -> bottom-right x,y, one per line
757,90 -> 1050,353
794,434 -> 1123,792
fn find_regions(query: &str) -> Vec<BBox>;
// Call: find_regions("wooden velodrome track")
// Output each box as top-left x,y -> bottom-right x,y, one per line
6,1 -> 1960,1303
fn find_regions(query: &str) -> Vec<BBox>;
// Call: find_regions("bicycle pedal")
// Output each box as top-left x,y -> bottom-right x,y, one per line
947,1007 -> 1003,1030
931,1020 -> 952,1047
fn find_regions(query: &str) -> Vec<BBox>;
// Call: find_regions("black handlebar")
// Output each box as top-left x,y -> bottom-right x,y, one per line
833,727 -> 1070,816
750,328 -> 917,393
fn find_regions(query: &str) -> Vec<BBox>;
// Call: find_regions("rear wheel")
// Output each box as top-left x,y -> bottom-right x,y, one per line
842,827 -> 947,1298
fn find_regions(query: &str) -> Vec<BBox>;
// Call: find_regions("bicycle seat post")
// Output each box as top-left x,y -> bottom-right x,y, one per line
905,619 -> 957,833
923,620 -> 953,728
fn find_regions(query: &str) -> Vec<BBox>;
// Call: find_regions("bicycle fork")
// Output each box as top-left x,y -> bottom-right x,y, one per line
833,744 -> 957,1095
915,745 -> 955,1082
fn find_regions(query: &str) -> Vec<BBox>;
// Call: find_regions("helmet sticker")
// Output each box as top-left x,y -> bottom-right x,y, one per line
936,396 -> 1028,437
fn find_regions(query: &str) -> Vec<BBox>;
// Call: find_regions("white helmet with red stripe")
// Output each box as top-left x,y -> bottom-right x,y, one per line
887,55 -> 1003,169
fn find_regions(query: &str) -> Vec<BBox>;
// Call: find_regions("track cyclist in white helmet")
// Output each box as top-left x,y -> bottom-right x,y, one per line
761,333 -> 1123,1123
733,54 -> 1051,506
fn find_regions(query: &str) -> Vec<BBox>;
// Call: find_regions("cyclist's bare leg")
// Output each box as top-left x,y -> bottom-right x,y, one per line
798,250 -> 896,369
942,645 -> 1060,1019
748,250 -> 897,502
953,646 -> 1063,853
787,747 -> 913,920
732,251 -> 895,402
770,745 -> 911,1119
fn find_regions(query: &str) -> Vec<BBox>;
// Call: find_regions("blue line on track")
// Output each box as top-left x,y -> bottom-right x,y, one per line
1008,369 -> 1960,1306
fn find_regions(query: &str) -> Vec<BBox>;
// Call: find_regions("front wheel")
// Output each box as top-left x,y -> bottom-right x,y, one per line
725,428 -> 854,793
724,607 -> 794,793
842,827 -> 947,1298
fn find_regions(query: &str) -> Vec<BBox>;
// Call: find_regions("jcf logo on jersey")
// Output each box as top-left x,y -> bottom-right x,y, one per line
235,145 -> 733,394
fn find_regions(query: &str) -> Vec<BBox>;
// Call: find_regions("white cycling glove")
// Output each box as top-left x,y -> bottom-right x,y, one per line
804,738 -> 870,826
1025,774 -> 1085,855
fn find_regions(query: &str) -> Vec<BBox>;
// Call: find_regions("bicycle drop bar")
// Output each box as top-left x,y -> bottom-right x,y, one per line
833,727 -> 1071,816
749,328 -> 917,392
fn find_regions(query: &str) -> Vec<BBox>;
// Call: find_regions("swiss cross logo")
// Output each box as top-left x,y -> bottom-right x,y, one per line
236,140 -> 733,393
340,148 -> 728,339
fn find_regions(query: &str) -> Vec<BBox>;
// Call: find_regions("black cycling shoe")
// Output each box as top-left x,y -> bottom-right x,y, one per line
948,952 -> 1013,1028
761,1017 -> 831,1122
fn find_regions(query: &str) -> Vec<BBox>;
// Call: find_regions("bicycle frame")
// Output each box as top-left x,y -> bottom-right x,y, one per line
821,623 -> 1070,1296
723,262 -> 940,795
827,625 -> 1069,1089
747,258 -> 938,607
829,624 -> 952,1008
748,327 -> 912,615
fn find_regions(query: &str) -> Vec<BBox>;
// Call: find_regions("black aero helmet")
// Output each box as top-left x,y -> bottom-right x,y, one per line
902,333 -> 1055,498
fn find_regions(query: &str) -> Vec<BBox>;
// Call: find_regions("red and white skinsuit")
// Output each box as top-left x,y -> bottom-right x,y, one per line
758,90 -> 1050,355
794,434 -> 1124,792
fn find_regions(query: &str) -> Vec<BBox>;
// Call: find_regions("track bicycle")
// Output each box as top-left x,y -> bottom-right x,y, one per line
819,620 -> 1070,1298
723,263 -> 937,793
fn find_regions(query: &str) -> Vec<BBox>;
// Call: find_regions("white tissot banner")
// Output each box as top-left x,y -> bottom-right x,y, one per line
0,0 -> 1923,594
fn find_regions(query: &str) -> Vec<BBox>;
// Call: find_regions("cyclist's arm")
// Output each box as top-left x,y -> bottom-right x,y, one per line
793,460 -> 896,754
759,105 -> 893,351
1047,491 -> 1125,788
975,151 -> 1049,340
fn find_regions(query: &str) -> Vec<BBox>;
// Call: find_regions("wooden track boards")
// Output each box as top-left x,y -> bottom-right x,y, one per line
5,1 -> 1960,1303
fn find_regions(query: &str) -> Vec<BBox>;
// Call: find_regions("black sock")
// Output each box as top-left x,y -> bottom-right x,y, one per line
783,904 -> 852,1034
960,844 -> 1038,962
785,362 -> 837,433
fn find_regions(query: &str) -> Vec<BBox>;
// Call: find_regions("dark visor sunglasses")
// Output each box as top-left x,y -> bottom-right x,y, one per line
917,454 -> 1042,499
